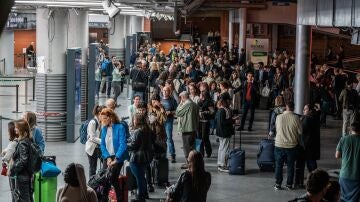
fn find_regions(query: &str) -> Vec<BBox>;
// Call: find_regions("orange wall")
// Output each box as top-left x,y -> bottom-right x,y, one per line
14,30 -> 36,68
144,18 -> 151,32
154,40 -> 191,54
220,11 -> 229,43
247,2 -> 297,24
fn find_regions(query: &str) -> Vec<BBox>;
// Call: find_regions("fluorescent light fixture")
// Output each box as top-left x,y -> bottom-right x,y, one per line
15,1 -> 103,6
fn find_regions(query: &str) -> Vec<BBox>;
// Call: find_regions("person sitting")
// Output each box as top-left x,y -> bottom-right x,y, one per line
166,150 -> 211,202
57,163 -> 97,202
289,169 -> 330,202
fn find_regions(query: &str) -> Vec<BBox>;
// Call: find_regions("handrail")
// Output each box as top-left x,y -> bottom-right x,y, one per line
0,58 -> 5,75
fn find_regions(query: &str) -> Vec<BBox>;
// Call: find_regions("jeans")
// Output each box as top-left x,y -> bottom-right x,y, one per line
339,177 -> 360,202
274,147 -> 297,186
294,147 -> 317,186
102,158 -> 123,202
199,121 -> 212,156
240,100 -> 255,130
95,80 -> 101,97
106,76 -> 113,97
320,101 -> 329,126
87,147 -> 102,177
112,81 -> 122,103
182,132 -> 196,160
10,175 -> 32,202
217,137 -> 230,167
165,118 -> 175,157
129,162 -> 147,200
342,109 -> 356,136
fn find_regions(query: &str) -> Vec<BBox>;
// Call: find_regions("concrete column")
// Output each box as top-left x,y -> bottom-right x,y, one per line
238,8 -> 247,54
37,8 -> 68,74
134,16 -> 144,33
271,24 -> 278,52
109,14 -> 126,60
228,10 -> 233,50
67,9 -> 88,65
126,15 -> 132,36
294,25 -> 311,114
0,30 -> 14,75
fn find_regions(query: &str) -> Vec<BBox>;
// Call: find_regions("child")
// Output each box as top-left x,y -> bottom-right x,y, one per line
1,121 -> 18,175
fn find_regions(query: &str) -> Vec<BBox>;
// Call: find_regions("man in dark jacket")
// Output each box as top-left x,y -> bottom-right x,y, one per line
130,60 -> 149,104
254,62 -> 268,87
294,104 -> 321,188
238,48 -> 246,66
237,71 -> 259,131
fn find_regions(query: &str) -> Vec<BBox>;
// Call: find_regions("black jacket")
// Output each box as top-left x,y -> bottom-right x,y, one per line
169,170 -> 211,202
130,67 -> 148,91
301,112 -> 321,160
10,138 -> 31,177
215,108 -> 234,138
127,128 -> 155,164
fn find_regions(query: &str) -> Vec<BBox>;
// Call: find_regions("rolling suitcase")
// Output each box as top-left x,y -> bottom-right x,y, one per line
108,176 -> 128,202
257,138 -> 275,171
151,157 -> 169,186
34,172 -> 57,202
121,161 -> 137,191
228,128 -> 245,175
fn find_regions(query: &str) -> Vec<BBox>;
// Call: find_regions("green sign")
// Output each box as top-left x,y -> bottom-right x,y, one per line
252,51 -> 267,57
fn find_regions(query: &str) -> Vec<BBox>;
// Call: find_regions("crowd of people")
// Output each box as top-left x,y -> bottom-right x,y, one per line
1,40 -> 359,202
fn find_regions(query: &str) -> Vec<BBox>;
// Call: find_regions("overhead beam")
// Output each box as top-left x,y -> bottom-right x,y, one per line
203,2 -> 267,9
184,0 -> 206,15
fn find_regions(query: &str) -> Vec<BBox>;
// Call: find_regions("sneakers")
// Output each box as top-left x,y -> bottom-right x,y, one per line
274,184 -> 282,191
274,184 -> 293,191
218,166 -> 229,173
284,185 -> 293,190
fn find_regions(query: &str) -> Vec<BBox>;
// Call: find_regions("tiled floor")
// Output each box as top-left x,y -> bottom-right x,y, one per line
0,71 -> 342,202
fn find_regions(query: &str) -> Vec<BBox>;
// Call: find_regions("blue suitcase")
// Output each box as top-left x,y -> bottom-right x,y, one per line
257,139 -> 275,171
228,129 -> 245,175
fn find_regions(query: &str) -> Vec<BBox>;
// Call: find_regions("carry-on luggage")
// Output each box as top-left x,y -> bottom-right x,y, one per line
228,126 -> 245,175
121,161 -> 137,191
34,156 -> 58,202
34,172 -> 57,202
108,176 -> 128,202
151,157 -> 169,186
257,138 -> 275,171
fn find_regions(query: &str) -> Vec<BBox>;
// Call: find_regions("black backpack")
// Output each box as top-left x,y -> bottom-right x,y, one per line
28,139 -> 43,174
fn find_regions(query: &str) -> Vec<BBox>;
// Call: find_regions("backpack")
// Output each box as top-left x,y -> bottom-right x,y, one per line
28,139 -> 43,174
101,60 -> 110,76
88,169 -> 110,200
119,120 -> 130,139
79,119 -> 98,144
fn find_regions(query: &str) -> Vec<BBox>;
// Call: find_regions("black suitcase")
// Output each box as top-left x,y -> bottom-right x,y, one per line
228,127 -> 245,175
257,138 -> 275,171
151,157 -> 169,186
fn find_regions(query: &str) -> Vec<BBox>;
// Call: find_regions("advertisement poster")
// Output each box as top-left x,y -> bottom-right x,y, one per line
246,38 -> 269,65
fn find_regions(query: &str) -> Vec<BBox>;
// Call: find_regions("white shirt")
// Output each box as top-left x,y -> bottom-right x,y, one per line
105,127 -> 115,156
85,118 -> 101,156
1,140 -> 18,163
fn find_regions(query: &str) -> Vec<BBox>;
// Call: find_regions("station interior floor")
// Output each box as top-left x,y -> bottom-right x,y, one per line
0,71 -> 342,201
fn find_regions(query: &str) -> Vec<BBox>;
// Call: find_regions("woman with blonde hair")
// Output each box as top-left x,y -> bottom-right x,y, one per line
9,119 -> 33,202
99,108 -> 129,202
23,111 -> 45,153
269,95 -> 286,137
57,163 -> 97,202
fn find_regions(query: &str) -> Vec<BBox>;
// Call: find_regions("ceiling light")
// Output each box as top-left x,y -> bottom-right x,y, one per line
15,1 -> 103,6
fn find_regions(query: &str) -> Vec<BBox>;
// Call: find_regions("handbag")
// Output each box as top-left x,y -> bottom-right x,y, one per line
41,161 -> 61,177
1,163 -> 7,176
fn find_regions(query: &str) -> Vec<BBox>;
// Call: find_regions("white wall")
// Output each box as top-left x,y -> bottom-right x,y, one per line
0,30 -> 15,75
